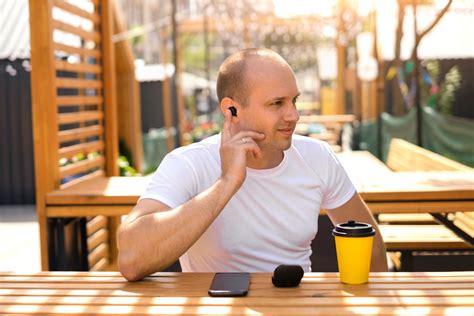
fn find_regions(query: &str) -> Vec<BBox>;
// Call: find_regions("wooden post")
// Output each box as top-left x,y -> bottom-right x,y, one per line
174,22 -> 187,146
336,4 -> 346,115
171,0 -> 186,147
101,0 -> 120,266
29,0 -> 58,271
101,0 -> 119,176
160,27 -> 175,152
112,1 -> 144,172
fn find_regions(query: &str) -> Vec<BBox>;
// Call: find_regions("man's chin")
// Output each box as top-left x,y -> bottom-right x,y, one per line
278,138 -> 293,151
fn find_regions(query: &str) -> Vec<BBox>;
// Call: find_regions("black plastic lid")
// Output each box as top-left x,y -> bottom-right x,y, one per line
332,220 -> 376,237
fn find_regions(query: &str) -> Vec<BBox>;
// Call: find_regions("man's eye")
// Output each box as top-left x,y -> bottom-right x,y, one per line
293,97 -> 299,104
272,101 -> 283,106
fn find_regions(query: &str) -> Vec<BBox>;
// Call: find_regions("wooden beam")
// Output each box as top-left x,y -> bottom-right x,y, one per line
56,95 -> 103,106
47,205 -> 134,217
55,60 -> 102,74
100,0 -> 120,268
160,27 -> 175,152
59,156 -> 105,179
59,169 -> 104,190
29,0 -> 58,271
57,111 -> 103,124
87,228 -> 109,251
56,78 -> 102,89
53,0 -> 100,24
58,140 -> 104,159
100,0 -> 119,177
53,20 -> 101,42
58,125 -> 103,143
112,0 -> 143,172
53,43 -> 102,58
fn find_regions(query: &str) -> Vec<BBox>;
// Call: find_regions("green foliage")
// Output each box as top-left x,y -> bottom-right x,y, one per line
182,33 -> 218,75
59,151 -> 99,167
438,66 -> 461,115
421,60 -> 462,115
118,155 -> 139,177
190,120 -> 221,143
130,24 -> 145,48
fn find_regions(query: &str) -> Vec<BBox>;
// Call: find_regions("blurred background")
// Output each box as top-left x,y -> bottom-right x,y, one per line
0,0 -> 473,271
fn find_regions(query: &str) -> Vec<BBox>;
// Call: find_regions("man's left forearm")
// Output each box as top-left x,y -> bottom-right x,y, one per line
370,228 -> 389,272
326,192 -> 389,272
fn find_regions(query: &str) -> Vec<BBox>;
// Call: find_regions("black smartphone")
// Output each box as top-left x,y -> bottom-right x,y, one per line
208,272 -> 250,297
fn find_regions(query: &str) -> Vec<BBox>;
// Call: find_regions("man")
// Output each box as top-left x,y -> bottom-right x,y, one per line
118,48 -> 388,281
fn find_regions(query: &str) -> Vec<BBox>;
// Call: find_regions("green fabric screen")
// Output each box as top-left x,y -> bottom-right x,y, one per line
354,108 -> 474,167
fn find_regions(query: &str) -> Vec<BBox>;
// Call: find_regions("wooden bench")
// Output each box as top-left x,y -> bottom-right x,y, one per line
387,138 -> 472,172
381,138 -> 473,269
30,0 -> 143,271
379,225 -> 471,251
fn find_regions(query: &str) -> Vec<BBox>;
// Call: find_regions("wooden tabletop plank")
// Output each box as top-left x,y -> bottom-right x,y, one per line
1,272 -> 473,315
1,288 -> 473,298
1,304 -> 473,315
45,152 -> 474,206
2,271 -> 472,278
1,295 -> 473,307
2,282 -> 473,294
1,272 -> 472,283
46,176 -> 150,205
1,271 -> 473,281
2,275 -> 473,284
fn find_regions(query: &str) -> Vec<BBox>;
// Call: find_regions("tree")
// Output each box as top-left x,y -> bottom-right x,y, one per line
387,0 -> 453,145
390,0 -> 453,114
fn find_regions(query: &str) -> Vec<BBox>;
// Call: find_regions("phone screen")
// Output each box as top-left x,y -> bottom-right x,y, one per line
208,272 -> 250,297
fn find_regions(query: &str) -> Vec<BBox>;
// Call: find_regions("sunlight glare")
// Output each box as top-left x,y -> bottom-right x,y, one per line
273,0 -> 334,18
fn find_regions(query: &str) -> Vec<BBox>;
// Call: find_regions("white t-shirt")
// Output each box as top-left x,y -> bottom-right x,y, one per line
140,134 -> 355,272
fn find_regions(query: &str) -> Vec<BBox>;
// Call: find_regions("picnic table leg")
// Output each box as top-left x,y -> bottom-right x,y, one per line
431,213 -> 474,247
400,251 -> 415,271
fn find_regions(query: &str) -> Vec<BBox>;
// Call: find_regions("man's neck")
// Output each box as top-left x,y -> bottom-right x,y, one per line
246,150 -> 284,170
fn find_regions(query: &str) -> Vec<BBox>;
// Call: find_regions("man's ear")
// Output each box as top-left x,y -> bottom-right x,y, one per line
220,97 -> 240,118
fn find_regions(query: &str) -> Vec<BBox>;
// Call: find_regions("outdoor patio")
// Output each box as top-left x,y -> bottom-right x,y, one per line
0,205 -> 40,272
1,0 -> 473,314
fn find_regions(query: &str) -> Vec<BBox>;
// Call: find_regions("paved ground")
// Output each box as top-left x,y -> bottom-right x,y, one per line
0,205 -> 40,272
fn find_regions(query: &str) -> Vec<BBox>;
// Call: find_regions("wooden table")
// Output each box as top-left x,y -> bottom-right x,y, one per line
337,151 -> 474,214
1,271 -> 473,315
45,151 -> 474,216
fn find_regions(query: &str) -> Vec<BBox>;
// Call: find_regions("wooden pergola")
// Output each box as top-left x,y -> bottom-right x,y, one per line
29,0 -> 143,271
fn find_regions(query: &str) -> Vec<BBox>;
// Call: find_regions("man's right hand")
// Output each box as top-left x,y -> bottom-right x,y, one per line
219,108 -> 265,188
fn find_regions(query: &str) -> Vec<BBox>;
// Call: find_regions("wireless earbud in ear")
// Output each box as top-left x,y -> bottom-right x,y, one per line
228,106 -> 237,117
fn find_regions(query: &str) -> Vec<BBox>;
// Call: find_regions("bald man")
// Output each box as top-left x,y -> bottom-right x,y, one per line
118,48 -> 388,281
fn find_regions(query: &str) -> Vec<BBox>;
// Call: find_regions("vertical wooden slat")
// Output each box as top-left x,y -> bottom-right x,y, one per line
100,0 -> 119,267
100,0 -> 118,177
176,34 -> 186,147
160,27 -> 175,152
112,0 -> 143,172
29,0 -> 58,270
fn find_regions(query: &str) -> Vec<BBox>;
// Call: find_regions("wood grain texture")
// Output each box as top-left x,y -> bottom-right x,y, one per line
54,43 -> 101,58
0,272 -> 473,315
29,0 -> 59,271
58,125 -> 103,143
52,20 -> 101,42
100,0 -> 119,177
53,0 -> 100,24
55,60 -> 102,74
112,0 -> 143,172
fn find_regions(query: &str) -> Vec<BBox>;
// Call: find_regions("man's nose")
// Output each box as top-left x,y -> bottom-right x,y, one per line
284,103 -> 300,122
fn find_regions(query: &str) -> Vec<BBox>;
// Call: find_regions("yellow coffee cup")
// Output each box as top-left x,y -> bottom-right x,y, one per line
332,220 -> 375,284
